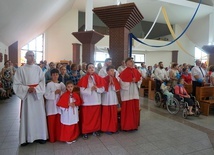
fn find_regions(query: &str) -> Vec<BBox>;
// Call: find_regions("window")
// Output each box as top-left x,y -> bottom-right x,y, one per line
94,52 -> 109,67
21,34 -> 44,64
195,47 -> 207,63
132,54 -> 145,67
94,47 -> 145,68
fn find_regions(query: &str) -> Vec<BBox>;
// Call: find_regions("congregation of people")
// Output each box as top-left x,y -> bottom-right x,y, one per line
2,50 -> 214,146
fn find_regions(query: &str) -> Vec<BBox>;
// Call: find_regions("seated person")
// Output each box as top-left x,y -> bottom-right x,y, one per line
160,80 -> 173,105
174,78 -> 194,115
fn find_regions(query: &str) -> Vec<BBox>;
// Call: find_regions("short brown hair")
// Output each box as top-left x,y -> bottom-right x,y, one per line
125,57 -> 133,63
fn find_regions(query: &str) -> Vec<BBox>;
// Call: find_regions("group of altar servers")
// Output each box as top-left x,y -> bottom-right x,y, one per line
13,51 -> 142,146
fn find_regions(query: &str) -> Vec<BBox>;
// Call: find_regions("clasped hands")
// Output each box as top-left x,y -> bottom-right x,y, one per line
28,87 -> 36,93
91,85 -> 97,91
68,102 -> 75,107
55,89 -> 61,94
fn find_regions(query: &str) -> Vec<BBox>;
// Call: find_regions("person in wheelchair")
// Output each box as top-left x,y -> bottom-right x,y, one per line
160,80 -> 173,105
174,78 -> 194,115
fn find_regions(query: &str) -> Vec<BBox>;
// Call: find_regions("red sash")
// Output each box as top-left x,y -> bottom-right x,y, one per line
28,84 -> 38,88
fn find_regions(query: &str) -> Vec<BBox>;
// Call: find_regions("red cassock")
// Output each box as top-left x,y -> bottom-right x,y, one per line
101,76 -> 121,132
121,99 -> 140,130
47,114 -> 61,143
78,73 -> 105,134
57,91 -> 82,142
119,67 -> 141,131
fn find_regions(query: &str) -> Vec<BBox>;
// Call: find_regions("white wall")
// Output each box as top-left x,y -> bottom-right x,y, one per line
45,8 -> 79,63
180,15 -> 209,48
134,50 -> 172,67
0,42 -> 8,69
174,24 -> 195,65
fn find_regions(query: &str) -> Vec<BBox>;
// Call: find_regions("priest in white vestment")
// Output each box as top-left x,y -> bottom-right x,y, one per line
13,51 -> 48,146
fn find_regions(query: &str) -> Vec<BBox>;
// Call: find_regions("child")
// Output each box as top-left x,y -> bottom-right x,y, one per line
57,81 -> 82,144
101,66 -> 120,134
78,63 -> 105,139
44,69 -> 66,143
119,57 -> 142,131
160,80 -> 173,105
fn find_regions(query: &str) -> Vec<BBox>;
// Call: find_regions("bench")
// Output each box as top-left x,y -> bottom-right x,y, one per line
197,86 -> 214,116
148,80 -> 155,100
139,78 -> 150,97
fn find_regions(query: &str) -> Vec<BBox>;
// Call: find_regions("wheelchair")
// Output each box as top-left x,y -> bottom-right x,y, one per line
154,90 -> 180,115
175,94 -> 200,119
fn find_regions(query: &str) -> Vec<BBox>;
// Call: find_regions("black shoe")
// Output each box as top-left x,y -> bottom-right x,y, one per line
82,134 -> 88,140
35,140 -> 46,144
115,131 -> 120,134
21,142 -> 29,146
105,132 -> 112,135
93,131 -> 100,137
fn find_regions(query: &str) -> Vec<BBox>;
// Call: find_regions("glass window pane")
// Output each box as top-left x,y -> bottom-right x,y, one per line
132,54 -> 145,62
29,39 -> 36,51
22,45 -> 28,50
21,50 -> 27,64
195,47 -> 207,62
35,52 -> 43,64
95,52 -> 109,61
36,35 -> 43,51
21,34 -> 44,63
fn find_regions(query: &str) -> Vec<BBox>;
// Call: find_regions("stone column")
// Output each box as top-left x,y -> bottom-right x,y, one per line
72,31 -> 104,64
72,43 -> 81,64
109,27 -> 129,66
172,50 -> 178,64
93,3 -> 144,67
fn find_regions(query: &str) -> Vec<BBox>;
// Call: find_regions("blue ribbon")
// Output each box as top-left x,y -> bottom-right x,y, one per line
129,0 -> 202,56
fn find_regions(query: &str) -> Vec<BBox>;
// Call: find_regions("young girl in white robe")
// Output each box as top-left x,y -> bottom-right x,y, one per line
57,81 -> 82,144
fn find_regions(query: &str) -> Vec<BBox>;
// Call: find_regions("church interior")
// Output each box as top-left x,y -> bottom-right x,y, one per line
0,0 -> 214,154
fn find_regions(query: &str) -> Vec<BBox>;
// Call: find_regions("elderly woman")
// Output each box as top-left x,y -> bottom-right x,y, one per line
174,78 -> 194,115
1,61 -> 13,98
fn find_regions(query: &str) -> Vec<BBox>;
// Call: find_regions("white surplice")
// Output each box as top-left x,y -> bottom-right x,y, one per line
13,64 -> 48,144
119,78 -> 140,101
60,97 -> 79,125
44,81 -> 66,116
101,85 -> 118,106
80,76 -> 105,106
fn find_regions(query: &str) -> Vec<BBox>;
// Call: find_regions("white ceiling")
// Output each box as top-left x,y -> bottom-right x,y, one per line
0,0 -> 213,47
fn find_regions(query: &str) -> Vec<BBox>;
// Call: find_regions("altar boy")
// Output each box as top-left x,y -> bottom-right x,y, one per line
44,69 -> 66,142
78,63 -> 105,139
101,66 -> 120,134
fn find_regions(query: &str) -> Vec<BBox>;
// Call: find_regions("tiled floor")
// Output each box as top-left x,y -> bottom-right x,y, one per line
0,96 -> 213,155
